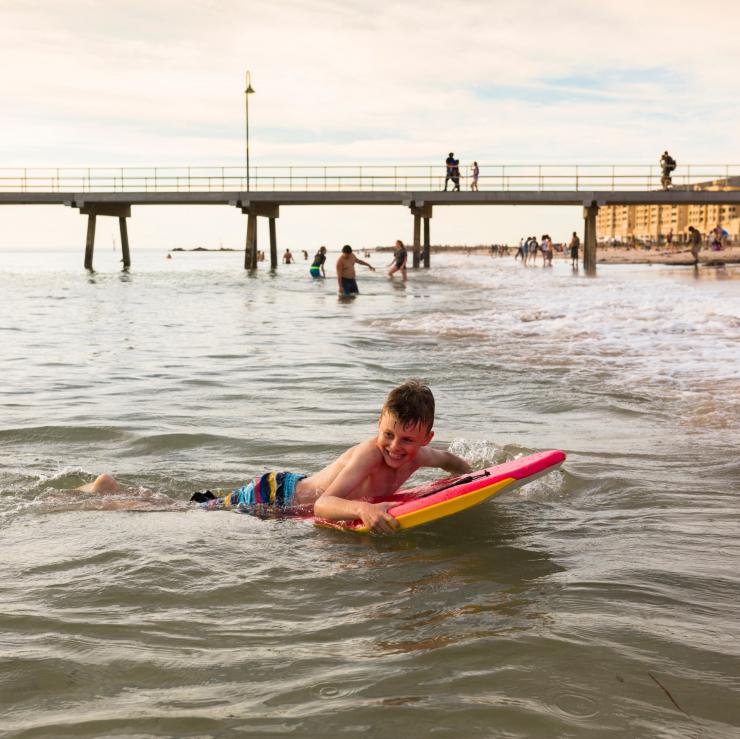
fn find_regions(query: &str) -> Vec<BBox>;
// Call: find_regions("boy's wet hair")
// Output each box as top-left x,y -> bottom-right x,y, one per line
382,379 -> 435,431
342,244 -> 352,254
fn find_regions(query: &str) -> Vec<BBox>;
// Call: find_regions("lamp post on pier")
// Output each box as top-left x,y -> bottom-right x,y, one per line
244,70 -> 255,191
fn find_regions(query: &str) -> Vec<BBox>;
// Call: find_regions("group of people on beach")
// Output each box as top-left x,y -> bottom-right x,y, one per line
514,233 -> 580,268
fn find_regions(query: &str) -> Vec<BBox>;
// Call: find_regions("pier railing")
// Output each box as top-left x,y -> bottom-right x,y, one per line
0,164 -> 738,193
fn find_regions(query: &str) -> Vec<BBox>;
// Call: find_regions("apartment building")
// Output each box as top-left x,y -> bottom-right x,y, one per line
597,178 -> 739,243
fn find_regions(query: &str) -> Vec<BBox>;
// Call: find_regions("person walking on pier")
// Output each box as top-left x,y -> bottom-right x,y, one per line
451,157 -> 461,191
660,151 -> 676,190
470,161 -> 479,191
444,153 -> 456,191
569,232 -> 580,268
336,244 -> 375,296
310,246 -> 327,278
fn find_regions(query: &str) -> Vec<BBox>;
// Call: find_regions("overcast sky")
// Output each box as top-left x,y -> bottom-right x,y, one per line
1,0 -> 738,251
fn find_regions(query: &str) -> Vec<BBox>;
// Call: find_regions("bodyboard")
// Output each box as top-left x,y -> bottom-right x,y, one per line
314,449 -> 565,532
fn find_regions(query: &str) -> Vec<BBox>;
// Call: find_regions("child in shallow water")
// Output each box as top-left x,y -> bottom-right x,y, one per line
81,380 -> 471,534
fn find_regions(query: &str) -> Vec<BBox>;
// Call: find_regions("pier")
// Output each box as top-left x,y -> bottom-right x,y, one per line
1,164 -> 739,272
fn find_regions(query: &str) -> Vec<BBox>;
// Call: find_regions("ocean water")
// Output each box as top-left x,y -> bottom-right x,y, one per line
1,248 -> 739,738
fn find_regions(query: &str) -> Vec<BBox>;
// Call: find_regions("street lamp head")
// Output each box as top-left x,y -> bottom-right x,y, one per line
245,70 -> 255,94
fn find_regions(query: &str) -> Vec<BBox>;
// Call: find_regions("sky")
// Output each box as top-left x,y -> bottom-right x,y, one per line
1,0 -> 738,251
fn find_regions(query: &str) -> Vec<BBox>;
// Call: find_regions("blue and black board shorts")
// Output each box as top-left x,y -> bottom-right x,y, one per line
341,277 -> 359,295
192,471 -> 306,510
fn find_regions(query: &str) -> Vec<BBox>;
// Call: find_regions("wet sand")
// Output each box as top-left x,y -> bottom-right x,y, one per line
596,246 -> 740,265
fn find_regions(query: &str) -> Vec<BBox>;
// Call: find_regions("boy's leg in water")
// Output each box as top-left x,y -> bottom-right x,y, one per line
76,473 -> 124,493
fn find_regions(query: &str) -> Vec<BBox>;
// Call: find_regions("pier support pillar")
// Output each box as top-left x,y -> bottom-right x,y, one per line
269,217 -> 278,270
409,202 -> 433,269
423,217 -> 431,268
245,213 -> 257,270
583,201 -> 598,274
413,214 -> 421,268
119,217 -> 131,269
73,202 -> 131,272
238,201 -> 280,271
84,214 -> 96,271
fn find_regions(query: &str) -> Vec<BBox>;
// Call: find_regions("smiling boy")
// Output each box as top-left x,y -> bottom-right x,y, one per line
299,379 -> 471,533
81,380 -> 470,534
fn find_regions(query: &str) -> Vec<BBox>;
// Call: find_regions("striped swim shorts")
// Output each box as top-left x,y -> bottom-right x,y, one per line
192,471 -> 306,510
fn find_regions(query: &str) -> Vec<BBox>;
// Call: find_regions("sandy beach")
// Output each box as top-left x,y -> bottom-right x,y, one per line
595,245 -> 740,265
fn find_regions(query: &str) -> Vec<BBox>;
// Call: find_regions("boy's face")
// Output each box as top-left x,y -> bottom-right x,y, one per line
376,411 -> 433,469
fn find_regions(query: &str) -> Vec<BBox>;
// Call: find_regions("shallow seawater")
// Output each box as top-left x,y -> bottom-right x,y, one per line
1,248 -> 739,738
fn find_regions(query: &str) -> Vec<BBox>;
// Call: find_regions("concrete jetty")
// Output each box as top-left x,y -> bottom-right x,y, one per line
2,188 -> 739,273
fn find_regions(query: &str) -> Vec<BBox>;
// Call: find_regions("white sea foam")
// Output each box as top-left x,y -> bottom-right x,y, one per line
387,259 -> 740,428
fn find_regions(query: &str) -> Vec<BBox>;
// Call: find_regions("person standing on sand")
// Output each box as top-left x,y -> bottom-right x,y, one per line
569,232 -> 580,268
688,226 -> 702,265
336,244 -> 375,295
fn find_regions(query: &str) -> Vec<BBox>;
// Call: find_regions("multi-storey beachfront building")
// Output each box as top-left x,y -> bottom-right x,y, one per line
597,177 -> 740,243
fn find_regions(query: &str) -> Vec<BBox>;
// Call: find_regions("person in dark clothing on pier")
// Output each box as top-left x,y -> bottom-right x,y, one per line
444,153 -> 456,191
660,151 -> 676,190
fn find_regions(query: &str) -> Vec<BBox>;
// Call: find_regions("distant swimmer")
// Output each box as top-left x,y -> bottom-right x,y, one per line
336,244 -> 375,296
282,248 -> 295,264
310,246 -> 327,278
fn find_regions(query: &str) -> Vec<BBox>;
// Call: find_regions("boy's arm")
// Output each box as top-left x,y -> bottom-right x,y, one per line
312,446 -> 398,534
417,446 -> 472,475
